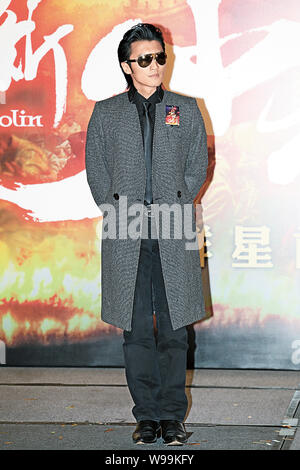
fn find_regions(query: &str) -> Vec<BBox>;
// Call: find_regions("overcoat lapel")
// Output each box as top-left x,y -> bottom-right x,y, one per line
120,92 -> 145,168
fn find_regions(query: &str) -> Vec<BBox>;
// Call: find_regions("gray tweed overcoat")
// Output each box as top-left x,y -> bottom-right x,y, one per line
85,89 -> 208,331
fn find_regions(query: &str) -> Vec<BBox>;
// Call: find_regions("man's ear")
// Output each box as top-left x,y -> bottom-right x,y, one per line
121,61 -> 132,75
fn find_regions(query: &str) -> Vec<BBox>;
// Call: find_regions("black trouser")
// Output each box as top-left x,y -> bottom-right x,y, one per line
123,212 -> 188,423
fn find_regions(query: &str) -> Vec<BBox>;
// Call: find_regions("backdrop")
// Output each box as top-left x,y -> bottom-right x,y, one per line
0,0 -> 299,368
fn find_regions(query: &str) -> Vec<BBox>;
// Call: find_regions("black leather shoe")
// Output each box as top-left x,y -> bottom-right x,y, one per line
132,420 -> 161,444
160,420 -> 187,445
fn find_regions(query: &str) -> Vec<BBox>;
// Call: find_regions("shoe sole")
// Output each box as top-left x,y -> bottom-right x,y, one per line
164,439 -> 186,446
135,439 -> 157,444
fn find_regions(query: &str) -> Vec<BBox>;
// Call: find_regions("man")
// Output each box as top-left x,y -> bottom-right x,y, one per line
85,23 -> 208,446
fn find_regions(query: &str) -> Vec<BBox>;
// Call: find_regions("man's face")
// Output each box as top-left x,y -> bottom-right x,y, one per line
121,40 -> 166,93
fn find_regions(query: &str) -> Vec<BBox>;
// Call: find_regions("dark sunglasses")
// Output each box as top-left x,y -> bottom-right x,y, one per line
126,51 -> 167,68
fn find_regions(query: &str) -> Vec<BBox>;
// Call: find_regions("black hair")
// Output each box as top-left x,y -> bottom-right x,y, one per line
117,23 -> 165,89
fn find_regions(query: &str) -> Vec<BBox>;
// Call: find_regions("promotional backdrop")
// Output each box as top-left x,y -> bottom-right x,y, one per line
0,0 -> 299,368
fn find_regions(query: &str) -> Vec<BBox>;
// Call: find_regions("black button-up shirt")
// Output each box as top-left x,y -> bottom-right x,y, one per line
128,84 -> 164,139
128,85 -> 164,204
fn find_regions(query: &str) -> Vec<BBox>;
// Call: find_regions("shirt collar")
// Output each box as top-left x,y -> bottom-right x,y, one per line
128,84 -> 164,104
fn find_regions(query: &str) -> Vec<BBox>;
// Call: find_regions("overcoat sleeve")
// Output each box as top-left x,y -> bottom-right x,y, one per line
184,99 -> 208,201
85,102 -> 111,207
